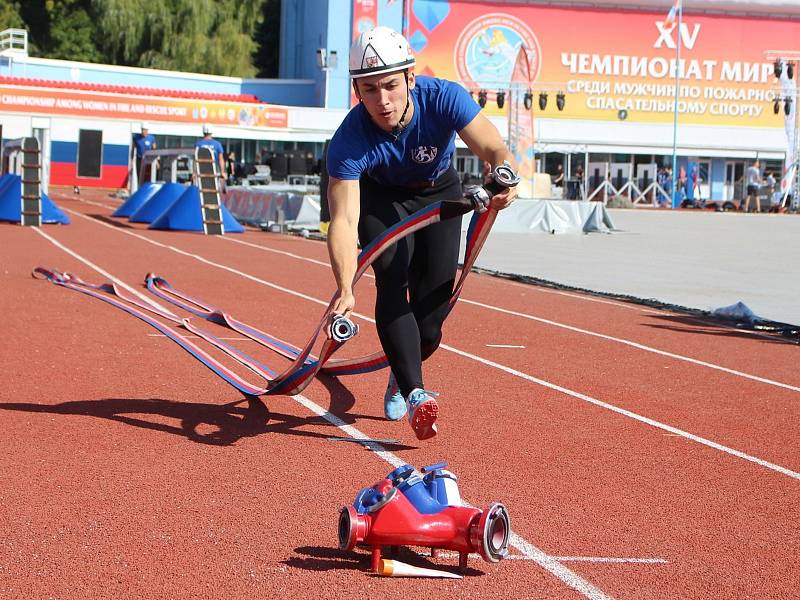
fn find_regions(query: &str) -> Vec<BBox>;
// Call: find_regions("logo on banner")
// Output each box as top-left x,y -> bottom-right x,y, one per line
455,13 -> 541,97
411,146 -> 438,163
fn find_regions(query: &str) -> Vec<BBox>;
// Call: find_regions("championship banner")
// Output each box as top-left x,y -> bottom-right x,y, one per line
508,46 -> 534,198
0,84 -> 289,128
405,0 -> 800,128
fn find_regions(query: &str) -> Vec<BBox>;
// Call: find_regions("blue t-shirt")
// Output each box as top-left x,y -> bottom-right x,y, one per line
195,138 -> 224,158
133,133 -> 156,159
327,76 -> 480,186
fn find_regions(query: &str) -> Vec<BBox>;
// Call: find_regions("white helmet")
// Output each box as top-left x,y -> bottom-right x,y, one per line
140,122 -> 150,131
349,26 -> 415,79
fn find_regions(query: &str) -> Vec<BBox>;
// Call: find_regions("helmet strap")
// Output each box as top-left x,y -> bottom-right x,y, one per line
391,70 -> 411,141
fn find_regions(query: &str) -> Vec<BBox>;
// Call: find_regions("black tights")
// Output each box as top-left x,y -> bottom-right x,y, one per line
358,168 -> 462,398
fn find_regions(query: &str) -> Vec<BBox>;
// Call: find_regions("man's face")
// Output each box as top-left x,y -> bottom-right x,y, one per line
141,129 -> 149,136
354,70 -> 415,132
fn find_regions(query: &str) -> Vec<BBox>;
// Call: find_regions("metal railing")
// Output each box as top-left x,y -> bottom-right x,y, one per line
0,29 -> 28,55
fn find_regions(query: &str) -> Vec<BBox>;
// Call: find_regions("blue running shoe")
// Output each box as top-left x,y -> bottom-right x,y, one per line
406,388 -> 439,440
383,372 -> 407,420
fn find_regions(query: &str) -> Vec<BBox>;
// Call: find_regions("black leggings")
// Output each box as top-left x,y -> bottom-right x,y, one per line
358,167 -> 463,398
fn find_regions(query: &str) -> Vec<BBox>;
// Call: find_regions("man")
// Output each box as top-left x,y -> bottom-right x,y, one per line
131,123 -> 156,181
743,160 -> 763,212
195,123 -> 226,179
325,26 -> 517,440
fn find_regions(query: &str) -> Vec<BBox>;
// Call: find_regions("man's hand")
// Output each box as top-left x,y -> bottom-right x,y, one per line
326,290 -> 356,338
490,184 -> 517,210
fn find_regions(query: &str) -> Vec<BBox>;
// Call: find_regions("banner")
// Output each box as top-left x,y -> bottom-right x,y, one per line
0,85 -> 288,128
508,46 -> 535,197
405,0 -> 800,128
350,0 -> 380,106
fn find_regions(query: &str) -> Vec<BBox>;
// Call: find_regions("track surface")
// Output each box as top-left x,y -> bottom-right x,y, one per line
1,191 -> 797,599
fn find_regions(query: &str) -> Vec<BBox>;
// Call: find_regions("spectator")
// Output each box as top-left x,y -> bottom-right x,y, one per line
658,167 -> 673,207
552,163 -> 564,187
743,160 -> 762,212
226,151 -> 237,184
567,164 -> 583,200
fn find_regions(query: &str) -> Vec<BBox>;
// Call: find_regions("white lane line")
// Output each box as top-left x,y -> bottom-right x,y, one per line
544,557 -> 668,565
440,342 -> 800,481
217,219 -> 800,393
62,207 -> 800,481
31,227 -> 173,315
486,344 -> 526,348
460,298 -> 800,393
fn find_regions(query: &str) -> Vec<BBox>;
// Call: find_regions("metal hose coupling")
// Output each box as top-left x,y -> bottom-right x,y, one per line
463,161 -> 521,213
330,314 -> 359,342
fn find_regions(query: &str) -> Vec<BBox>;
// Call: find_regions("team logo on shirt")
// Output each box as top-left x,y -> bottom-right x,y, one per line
411,146 -> 438,164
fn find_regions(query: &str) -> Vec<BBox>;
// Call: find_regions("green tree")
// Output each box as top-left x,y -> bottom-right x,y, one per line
92,0 -> 264,77
18,0 -> 101,62
48,3 -> 103,62
0,0 -> 25,30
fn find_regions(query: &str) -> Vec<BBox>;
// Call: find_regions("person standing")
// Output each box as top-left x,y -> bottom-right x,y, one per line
195,123 -> 226,180
325,26 -> 517,440
131,122 -> 157,182
743,160 -> 763,213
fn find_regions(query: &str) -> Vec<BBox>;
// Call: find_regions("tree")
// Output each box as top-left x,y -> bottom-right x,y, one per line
18,0 -> 101,62
92,0 -> 264,77
0,0 -> 25,30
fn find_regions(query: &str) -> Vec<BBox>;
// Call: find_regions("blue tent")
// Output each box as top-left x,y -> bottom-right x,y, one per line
128,182 -> 186,223
0,174 -> 70,224
149,185 -> 244,233
112,182 -> 163,217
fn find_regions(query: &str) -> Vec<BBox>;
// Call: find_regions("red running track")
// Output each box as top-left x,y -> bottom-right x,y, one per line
0,191 -> 797,599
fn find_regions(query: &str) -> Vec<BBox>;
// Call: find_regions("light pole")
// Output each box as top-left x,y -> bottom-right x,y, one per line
316,48 -> 338,110
766,50 -> 799,211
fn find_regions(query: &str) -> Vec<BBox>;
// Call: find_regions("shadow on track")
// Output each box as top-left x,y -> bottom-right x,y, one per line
88,214 -> 134,228
0,395 -> 416,450
285,545 -> 484,576
645,314 -> 799,344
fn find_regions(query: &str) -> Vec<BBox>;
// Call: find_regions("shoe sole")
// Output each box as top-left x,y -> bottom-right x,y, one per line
409,399 -> 439,440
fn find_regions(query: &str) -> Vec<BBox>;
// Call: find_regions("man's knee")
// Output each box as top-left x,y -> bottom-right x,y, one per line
420,328 -> 443,361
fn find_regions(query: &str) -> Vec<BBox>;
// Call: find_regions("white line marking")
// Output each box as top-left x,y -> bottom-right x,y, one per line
540,557 -> 668,565
440,342 -> 800,481
326,436 -> 401,445
222,234 -> 376,280
31,227 -> 173,315
61,207 -> 800,481
459,298 -> 800,394
486,344 -> 526,348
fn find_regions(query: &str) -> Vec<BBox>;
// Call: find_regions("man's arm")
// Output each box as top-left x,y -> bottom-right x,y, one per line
326,176 -> 361,322
458,113 -> 518,209
217,148 -> 226,177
